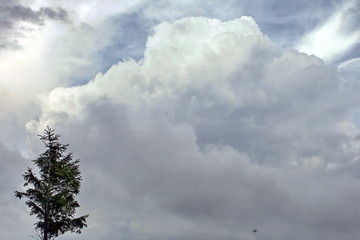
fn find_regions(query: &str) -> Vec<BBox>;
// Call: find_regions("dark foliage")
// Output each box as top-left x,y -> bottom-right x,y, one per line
15,127 -> 89,240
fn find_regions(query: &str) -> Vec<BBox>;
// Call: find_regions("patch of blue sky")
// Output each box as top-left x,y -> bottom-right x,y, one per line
97,12 -> 154,72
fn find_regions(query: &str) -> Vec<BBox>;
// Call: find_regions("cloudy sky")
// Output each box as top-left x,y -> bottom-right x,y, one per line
1,0 -> 360,240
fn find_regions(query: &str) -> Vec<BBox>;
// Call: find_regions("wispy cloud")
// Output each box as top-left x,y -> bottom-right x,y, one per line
296,0 -> 360,63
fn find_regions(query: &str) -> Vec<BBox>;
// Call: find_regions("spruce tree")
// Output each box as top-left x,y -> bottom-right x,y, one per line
15,127 -> 89,240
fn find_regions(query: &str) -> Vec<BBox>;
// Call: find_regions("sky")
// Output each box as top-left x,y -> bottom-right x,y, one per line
1,0 -> 360,240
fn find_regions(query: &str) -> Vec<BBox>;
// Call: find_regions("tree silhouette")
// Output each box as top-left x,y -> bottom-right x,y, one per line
15,127 -> 89,240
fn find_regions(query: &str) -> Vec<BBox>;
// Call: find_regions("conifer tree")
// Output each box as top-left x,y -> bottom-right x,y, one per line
15,127 -> 89,240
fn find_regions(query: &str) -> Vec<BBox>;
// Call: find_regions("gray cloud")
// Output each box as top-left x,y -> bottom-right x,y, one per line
0,4 -> 69,27
38,6 -> 69,22
42,99 -> 360,240
0,3 -> 69,50
0,144 -> 26,193
341,0 -> 360,33
21,16 -> 360,240
1,1 -> 360,240
0,143 -> 33,240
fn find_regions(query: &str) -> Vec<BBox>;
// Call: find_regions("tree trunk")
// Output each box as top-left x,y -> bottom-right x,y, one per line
44,201 -> 48,240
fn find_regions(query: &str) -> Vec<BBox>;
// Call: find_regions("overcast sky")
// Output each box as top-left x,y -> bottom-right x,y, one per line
1,1 -> 360,240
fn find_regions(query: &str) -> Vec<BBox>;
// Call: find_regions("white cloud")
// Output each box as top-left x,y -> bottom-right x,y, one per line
0,0 -> 146,150
22,16 -> 360,240
296,0 -> 360,63
338,57 -> 360,79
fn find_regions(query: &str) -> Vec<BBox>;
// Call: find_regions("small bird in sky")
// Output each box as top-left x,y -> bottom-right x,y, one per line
253,229 -> 257,233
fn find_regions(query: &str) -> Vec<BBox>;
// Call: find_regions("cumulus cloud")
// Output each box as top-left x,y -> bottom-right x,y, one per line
21,16 -> 360,240
140,0 -> 344,51
0,0 -> 146,153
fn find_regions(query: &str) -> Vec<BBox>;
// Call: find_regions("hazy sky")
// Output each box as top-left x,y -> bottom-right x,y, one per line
1,1 -> 360,240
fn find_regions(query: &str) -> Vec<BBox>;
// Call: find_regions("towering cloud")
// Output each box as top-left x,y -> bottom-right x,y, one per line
24,16 -> 360,240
